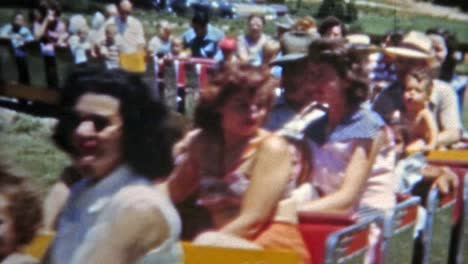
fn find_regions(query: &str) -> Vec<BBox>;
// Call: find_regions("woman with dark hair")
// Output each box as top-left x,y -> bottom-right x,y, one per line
161,64 -> 310,262
317,16 -> 347,39
46,68 -> 182,264
0,162 -> 42,264
298,38 -> 396,217
296,39 -> 396,262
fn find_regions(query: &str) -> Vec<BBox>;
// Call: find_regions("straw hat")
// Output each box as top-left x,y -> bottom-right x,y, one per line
384,31 -> 434,59
271,31 -> 318,65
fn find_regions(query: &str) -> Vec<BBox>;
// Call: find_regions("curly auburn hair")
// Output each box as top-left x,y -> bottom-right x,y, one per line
0,163 -> 42,250
194,64 -> 278,134
307,38 -> 369,108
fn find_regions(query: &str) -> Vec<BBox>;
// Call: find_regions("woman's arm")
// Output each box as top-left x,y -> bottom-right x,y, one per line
220,135 -> 292,239
422,109 -> 438,151
157,131 -> 201,203
298,130 -> 386,214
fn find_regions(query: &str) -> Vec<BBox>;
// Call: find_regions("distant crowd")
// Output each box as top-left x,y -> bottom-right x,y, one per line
0,0 -> 466,264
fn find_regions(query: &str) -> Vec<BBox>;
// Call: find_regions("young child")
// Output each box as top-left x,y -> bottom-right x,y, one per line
401,66 -> 438,154
96,23 -> 121,69
219,37 -> 239,65
68,25 -> 92,65
166,36 -> 190,60
0,163 -> 42,264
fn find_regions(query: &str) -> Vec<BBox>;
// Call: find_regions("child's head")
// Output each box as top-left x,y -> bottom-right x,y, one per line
157,21 -> 172,41
402,66 -> 433,108
105,24 -> 117,40
262,39 -> 280,64
170,37 -> 184,56
77,25 -> 89,41
219,37 -> 237,57
0,163 -> 42,260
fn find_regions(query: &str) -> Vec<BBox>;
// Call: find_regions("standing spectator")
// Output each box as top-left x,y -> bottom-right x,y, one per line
374,31 -> 463,148
105,4 -> 119,19
426,28 -> 466,115
237,14 -> 271,65
0,162 -> 42,264
33,1 -> 68,89
68,25 -> 92,65
88,12 -> 106,46
100,0 -> 146,54
46,68 -> 182,264
318,16 -> 346,39
0,12 -> 34,84
148,20 -> 173,57
96,24 -> 122,69
33,1 -> 68,54
182,11 -> 224,59
218,37 -> 239,65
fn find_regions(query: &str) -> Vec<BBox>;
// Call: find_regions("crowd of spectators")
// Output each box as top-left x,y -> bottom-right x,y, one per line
0,0 -> 466,263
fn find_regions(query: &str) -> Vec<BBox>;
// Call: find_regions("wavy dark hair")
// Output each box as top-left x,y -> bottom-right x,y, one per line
318,16 -> 347,37
194,64 -> 278,134
0,162 -> 42,250
53,67 -> 180,179
307,38 -> 369,108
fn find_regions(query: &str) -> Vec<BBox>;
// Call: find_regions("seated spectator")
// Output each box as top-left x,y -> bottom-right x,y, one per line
96,24 -> 122,69
426,28 -> 466,114
148,20 -> 173,57
293,16 -> 318,37
374,31 -> 463,148
0,161 -> 42,264
160,64 -> 310,262
263,30 -> 317,131
274,15 -> 295,40
182,11 -> 224,59
218,37 -> 239,65
68,25 -> 92,65
399,66 -> 438,154
46,68 -> 182,264
318,16 -> 346,39
0,12 -> 34,83
237,14 -> 271,65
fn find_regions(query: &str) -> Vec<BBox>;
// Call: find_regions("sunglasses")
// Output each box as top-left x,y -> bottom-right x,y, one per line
66,111 -> 118,132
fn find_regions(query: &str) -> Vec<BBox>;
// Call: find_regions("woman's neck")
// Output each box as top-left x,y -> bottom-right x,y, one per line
327,104 -> 352,134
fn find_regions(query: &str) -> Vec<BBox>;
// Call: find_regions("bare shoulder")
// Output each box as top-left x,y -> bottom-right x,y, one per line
257,131 -> 290,154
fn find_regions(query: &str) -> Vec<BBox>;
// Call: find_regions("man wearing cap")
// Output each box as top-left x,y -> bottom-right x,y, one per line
373,31 -> 462,148
182,11 -> 224,59
263,30 -> 317,131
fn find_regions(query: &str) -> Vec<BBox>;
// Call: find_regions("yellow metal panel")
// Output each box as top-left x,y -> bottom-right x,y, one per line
21,231 -> 55,260
182,242 -> 302,264
120,52 -> 146,73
